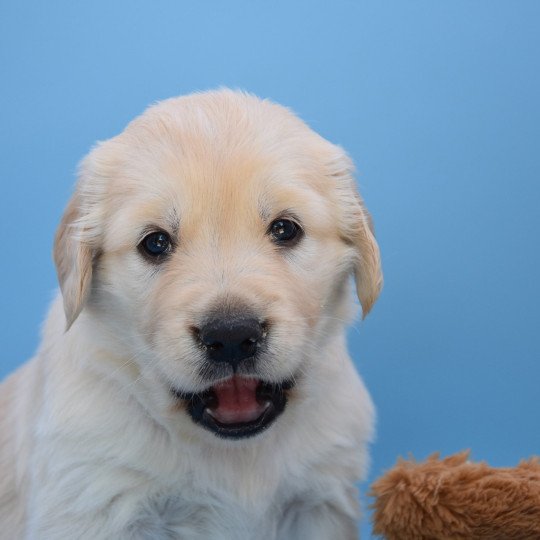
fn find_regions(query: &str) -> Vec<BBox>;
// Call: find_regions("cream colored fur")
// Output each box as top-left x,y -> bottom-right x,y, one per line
0,90 -> 382,539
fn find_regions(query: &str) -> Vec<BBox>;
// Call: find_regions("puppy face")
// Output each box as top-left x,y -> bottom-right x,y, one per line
54,91 -> 382,440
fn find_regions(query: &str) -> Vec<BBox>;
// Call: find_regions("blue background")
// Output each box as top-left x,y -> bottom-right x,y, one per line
1,1 -> 539,537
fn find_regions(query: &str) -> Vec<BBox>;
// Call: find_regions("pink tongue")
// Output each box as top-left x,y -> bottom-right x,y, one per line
209,376 -> 267,424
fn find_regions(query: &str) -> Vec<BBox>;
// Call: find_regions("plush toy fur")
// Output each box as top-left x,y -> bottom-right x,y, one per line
370,451 -> 540,539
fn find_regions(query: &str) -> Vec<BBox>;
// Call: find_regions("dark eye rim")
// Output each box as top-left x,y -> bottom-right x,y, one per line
268,217 -> 304,247
138,229 -> 174,262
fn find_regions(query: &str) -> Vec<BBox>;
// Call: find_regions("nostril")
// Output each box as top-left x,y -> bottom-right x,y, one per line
191,326 -> 223,351
241,337 -> 258,353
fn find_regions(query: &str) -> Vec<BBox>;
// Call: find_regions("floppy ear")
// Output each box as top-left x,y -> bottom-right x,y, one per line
330,152 -> 383,318
53,190 -> 95,330
351,194 -> 383,318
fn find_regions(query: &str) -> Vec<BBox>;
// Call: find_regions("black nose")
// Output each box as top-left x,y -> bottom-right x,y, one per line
197,316 -> 264,367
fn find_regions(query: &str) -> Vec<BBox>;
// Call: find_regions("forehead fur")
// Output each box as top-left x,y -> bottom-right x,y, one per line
78,89 -> 346,249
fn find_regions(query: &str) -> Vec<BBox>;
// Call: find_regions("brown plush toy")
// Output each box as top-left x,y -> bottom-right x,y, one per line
370,451 -> 540,539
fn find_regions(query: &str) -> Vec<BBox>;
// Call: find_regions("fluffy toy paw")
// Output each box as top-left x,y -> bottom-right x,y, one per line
370,451 -> 540,539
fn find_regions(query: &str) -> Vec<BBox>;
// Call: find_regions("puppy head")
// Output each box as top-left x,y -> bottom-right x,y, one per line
54,90 -> 382,439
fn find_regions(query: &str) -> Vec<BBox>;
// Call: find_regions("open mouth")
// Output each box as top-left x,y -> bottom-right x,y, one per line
175,376 -> 294,439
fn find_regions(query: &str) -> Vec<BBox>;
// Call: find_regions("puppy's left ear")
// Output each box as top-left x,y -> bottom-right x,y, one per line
53,189 -> 95,330
351,194 -> 383,318
330,151 -> 383,318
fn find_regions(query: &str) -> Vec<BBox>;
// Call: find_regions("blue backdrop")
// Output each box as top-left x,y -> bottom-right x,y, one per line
1,1 -> 539,537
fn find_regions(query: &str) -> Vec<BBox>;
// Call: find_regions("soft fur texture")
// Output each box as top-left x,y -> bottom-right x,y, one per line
0,90 -> 382,539
370,451 -> 540,540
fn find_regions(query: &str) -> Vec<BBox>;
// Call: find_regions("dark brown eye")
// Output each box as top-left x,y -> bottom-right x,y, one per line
139,231 -> 172,259
269,219 -> 302,245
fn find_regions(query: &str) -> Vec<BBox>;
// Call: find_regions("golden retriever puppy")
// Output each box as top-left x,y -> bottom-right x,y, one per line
0,90 -> 382,539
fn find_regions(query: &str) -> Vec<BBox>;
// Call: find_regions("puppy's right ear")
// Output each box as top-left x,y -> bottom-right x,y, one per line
53,191 -> 95,330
